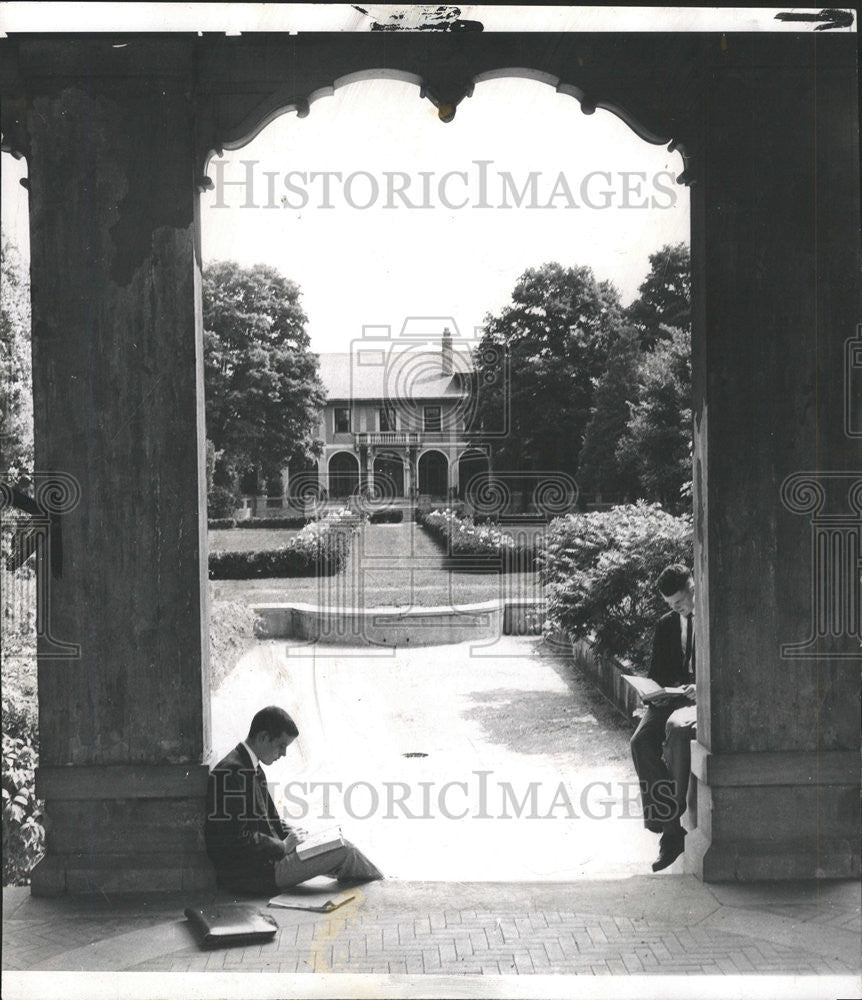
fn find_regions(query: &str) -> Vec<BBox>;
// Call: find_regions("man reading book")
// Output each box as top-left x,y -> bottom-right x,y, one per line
205,706 -> 383,893
630,564 -> 697,872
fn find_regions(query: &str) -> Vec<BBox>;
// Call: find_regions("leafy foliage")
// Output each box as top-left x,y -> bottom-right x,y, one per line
419,507 -> 541,570
539,502 -> 692,668
626,242 -> 691,349
208,509 -> 359,579
578,327 -> 642,500
470,262 -> 624,482
1,240 -> 33,479
203,261 -> 325,490
617,327 -> 692,510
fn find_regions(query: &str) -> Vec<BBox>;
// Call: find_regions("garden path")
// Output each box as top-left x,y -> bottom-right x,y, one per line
211,635 -> 658,881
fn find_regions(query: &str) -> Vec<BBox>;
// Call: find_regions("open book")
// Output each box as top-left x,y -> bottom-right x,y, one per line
294,826 -> 345,861
623,675 -> 688,704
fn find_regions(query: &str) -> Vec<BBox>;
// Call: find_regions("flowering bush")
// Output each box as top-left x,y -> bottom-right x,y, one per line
209,508 -> 359,579
539,501 -> 692,669
418,508 -> 540,570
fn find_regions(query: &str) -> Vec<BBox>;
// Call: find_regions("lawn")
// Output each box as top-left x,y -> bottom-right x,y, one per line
208,527 -> 303,552
209,521 -> 545,608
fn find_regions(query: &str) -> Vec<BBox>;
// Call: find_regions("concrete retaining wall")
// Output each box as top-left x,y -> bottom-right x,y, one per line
567,637 -> 641,723
253,599 -> 545,646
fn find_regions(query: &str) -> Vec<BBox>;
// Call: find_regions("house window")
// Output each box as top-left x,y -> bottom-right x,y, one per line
379,406 -> 396,432
334,407 -> 351,434
423,406 -> 441,432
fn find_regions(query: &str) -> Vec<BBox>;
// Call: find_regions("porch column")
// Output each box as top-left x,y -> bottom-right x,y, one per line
23,40 -> 214,894
687,34 -> 860,880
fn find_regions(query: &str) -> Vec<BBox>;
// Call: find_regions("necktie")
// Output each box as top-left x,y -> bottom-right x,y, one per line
684,614 -> 694,676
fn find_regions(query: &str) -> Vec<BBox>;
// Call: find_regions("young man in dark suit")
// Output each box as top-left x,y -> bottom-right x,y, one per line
205,706 -> 383,894
630,564 -> 697,872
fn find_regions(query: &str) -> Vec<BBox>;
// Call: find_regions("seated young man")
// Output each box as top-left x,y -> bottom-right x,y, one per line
630,564 -> 697,872
205,706 -> 383,894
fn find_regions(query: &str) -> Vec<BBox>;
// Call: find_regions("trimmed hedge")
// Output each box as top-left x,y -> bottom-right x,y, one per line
208,509 -> 359,579
237,515 -> 310,529
539,501 -> 693,670
208,518 -> 237,529
417,507 -> 541,571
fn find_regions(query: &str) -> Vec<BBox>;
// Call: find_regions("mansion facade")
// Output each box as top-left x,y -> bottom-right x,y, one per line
288,328 -> 490,504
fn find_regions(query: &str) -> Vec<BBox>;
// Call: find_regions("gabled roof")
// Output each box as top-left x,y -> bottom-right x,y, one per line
317,349 -> 472,402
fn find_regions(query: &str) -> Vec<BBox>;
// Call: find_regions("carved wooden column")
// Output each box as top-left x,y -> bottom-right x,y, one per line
19,39 -> 214,894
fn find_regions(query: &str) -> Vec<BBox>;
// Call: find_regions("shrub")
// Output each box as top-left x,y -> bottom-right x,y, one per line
368,507 -> 403,524
207,485 -> 238,519
208,517 -> 237,530
2,652 -> 42,886
208,508 -> 359,579
539,501 -> 692,669
209,600 -> 262,691
418,507 -> 540,570
237,515 -> 310,529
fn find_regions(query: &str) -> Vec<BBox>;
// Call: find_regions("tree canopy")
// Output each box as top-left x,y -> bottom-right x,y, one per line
203,261 -> 325,492
626,242 -> 691,349
470,262 -> 624,486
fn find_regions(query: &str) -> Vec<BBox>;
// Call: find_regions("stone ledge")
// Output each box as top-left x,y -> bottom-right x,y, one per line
691,744 -> 859,787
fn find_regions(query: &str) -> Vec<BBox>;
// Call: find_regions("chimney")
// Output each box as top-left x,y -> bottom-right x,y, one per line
441,327 -> 453,375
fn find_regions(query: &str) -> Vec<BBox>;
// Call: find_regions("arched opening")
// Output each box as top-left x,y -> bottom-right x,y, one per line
328,451 -> 360,498
457,448 -> 490,501
372,451 -> 404,500
418,450 -> 448,498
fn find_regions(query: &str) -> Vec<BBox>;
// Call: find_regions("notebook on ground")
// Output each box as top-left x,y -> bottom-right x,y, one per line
184,904 -> 278,949
268,891 -> 356,913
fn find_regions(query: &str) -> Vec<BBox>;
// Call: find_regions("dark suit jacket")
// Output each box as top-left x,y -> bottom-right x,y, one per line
648,611 -> 695,688
205,743 -> 292,893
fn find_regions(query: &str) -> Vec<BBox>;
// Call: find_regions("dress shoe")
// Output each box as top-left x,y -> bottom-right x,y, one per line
651,830 -> 685,872
644,820 -> 664,835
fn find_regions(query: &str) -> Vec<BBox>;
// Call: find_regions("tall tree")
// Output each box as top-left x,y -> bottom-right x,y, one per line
578,327 -> 641,500
0,240 -> 33,479
470,262 -> 624,488
616,326 -> 692,510
203,261 -> 325,492
626,242 -> 691,349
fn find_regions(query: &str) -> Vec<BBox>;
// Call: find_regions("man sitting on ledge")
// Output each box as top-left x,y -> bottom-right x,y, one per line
630,564 -> 697,872
205,705 -> 383,893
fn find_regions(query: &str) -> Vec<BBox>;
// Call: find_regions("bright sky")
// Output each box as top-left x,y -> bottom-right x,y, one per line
2,75 -> 689,353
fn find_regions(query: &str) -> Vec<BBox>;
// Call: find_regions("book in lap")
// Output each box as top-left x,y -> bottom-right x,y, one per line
294,826 -> 345,860
623,675 -> 688,704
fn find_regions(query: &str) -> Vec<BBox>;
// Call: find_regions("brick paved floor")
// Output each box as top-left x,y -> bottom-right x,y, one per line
4,877 -> 859,980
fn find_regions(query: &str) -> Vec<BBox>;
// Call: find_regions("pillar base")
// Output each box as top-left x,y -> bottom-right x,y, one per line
32,763 -> 216,896
686,744 -> 860,882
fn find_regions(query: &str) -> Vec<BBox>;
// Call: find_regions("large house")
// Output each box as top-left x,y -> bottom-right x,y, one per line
287,325 -> 490,504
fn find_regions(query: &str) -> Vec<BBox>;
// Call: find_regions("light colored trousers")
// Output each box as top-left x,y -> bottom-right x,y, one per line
274,841 -> 384,888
